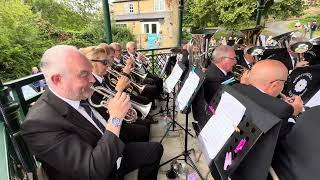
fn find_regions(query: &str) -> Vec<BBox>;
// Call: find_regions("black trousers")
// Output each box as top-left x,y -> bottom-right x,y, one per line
119,142 -> 164,180
120,119 -> 150,143
144,74 -> 163,97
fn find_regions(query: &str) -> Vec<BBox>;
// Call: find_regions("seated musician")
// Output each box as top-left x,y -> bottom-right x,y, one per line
21,45 -> 163,180
237,45 -> 255,69
286,37 -> 309,71
229,60 -> 303,180
79,44 -> 150,143
203,45 -> 236,103
125,41 -> 164,98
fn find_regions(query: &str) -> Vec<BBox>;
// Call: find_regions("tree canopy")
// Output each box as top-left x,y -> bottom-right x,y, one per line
0,0 -> 134,81
184,0 -> 305,30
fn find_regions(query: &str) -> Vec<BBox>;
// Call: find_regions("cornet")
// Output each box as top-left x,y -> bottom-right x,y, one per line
112,62 -> 147,81
88,86 -> 152,122
123,54 -> 143,69
106,68 -> 146,96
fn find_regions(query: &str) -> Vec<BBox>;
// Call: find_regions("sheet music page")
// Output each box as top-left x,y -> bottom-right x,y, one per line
305,89 -> 320,107
199,92 -> 246,164
176,71 -> 200,111
164,63 -> 183,93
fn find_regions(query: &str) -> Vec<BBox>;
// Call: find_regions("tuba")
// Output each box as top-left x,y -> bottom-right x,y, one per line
240,27 -> 264,47
106,68 -> 145,96
88,86 -> 152,121
188,33 -> 213,69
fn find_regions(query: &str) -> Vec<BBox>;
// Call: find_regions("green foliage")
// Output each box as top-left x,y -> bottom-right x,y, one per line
184,0 -> 305,31
0,0 -> 52,81
0,0 -> 134,81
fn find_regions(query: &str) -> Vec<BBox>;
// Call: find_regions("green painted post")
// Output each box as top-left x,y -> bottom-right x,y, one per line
256,0 -> 267,26
177,0 -> 184,47
102,0 -> 113,43
0,79 -> 38,180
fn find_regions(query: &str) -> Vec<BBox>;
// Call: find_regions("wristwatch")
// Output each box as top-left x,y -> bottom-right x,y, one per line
111,117 -> 122,127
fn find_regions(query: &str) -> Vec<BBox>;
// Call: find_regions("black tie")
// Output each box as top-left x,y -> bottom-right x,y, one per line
101,79 -> 111,91
247,63 -> 252,69
80,101 -> 105,132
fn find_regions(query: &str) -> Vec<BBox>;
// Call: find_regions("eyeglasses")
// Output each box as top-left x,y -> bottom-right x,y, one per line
223,57 -> 237,62
91,59 -> 111,66
270,79 -> 287,85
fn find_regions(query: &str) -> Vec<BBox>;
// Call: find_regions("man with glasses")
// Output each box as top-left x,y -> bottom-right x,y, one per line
203,45 -> 237,103
229,60 -> 303,180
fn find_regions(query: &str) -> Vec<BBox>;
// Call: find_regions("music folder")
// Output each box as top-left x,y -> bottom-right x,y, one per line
176,67 -> 205,114
198,85 -> 282,180
284,65 -> 320,102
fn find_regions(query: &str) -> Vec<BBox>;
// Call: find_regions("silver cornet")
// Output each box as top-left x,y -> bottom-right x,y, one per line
88,86 -> 152,122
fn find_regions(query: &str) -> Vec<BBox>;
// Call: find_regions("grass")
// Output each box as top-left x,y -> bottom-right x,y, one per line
288,15 -> 320,38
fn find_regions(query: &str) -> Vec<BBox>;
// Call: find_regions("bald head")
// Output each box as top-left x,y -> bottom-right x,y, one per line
40,45 -> 88,86
249,60 -> 288,96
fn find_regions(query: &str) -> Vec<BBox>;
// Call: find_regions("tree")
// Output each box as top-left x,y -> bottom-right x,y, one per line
184,0 -> 305,30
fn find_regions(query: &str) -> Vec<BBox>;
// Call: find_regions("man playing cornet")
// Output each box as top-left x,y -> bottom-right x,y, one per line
21,45 -> 163,180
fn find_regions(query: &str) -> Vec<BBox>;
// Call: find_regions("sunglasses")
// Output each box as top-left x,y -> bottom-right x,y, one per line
91,59 -> 111,66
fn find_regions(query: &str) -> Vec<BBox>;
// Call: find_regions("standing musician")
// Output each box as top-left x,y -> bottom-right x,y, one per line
21,45 -> 163,180
79,44 -> 150,143
286,37 -> 309,71
125,41 -> 164,98
227,60 -> 303,180
203,45 -> 237,103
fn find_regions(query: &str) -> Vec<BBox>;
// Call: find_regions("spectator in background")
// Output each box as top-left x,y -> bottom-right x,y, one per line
304,23 -> 310,37
31,66 -> 46,91
310,20 -> 317,39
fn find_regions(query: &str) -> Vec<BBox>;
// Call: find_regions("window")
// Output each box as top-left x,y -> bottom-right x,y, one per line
142,22 -> 160,34
154,0 -> 165,11
124,2 -> 134,14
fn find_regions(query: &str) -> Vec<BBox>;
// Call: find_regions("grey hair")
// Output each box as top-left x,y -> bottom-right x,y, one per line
126,41 -> 136,49
40,45 -> 78,86
110,42 -> 122,49
212,45 -> 234,63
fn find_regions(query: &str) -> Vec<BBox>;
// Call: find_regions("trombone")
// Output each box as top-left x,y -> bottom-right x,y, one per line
106,68 -> 146,96
88,86 -> 152,122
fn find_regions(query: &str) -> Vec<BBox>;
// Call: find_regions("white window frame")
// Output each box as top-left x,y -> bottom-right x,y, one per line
154,0 -> 165,11
141,22 -> 160,34
124,2 -> 134,14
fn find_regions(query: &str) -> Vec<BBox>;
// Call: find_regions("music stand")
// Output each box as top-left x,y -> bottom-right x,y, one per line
199,85 -> 282,180
159,62 -> 190,143
160,66 -> 206,180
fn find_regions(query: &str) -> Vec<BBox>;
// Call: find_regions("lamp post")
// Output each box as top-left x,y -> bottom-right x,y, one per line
256,0 -> 283,27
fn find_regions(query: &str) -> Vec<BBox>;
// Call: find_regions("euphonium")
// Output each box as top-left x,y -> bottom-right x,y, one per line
290,41 -> 313,62
221,65 -> 249,85
107,68 -> 145,95
88,86 -> 152,121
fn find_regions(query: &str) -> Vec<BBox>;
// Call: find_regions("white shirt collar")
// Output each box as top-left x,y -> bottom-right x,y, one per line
92,73 -> 104,84
244,57 -> 251,66
114,58 -> 121,63
215,64 -> 227,76
49,87 -> 80,109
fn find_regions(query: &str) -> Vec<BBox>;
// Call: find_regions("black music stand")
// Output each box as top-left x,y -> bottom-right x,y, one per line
159,62 -> 190,143
160,67 -> 206,180
200,85 -> 282,180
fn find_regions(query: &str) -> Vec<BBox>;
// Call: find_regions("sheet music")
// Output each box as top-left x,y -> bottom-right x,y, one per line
164,63 -> 184,93
177,71 -> 200,111
305,89 -> 320,107
199,92 -> 246,164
